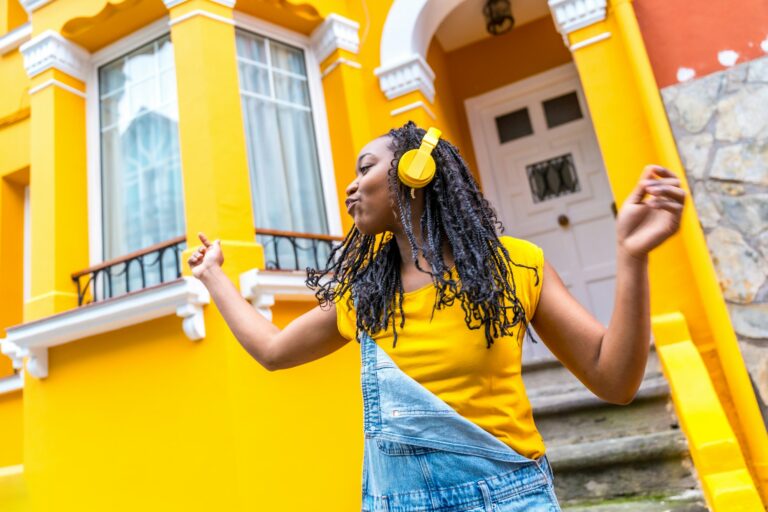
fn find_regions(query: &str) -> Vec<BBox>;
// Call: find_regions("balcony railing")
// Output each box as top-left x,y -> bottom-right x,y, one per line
254,228 -> 344,271
71,236 -> 187,306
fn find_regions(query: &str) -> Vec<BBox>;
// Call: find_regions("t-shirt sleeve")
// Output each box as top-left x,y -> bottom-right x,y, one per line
500,236 -> 545,323
335,285 -> 356,341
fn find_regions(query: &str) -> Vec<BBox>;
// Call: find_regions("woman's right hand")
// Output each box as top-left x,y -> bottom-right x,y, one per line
187,232 -> 224,280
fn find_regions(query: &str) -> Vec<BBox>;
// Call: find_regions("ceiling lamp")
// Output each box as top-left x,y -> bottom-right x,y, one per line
483,0 -> 515,35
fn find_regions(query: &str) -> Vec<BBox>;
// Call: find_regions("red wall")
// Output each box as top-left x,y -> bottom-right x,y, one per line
635,0 -> 768,88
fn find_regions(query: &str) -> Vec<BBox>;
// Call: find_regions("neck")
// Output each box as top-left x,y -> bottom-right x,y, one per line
392,226 -> 454,273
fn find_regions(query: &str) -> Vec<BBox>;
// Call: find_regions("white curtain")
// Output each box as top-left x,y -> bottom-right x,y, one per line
236,30 -> 330,270
98,35 -> 184,299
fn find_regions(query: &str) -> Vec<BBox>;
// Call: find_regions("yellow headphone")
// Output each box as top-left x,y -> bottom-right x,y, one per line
397,127 -> 442,197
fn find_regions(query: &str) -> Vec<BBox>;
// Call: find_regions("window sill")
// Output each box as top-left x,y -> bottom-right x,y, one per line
240,268 -> 317,320
0,373 -> 22,395
0,277 -> 209,379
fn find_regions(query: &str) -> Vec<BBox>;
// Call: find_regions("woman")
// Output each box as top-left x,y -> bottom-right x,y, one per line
188,121 -> 685,511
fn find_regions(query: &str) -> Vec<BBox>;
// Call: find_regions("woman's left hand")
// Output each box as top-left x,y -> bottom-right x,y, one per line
616,164 -> 686,260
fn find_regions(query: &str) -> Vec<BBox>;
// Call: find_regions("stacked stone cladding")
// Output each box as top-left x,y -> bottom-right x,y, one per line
661,54 -> 768,422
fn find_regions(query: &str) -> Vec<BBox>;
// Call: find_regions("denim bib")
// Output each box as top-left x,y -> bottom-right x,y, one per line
357,319 -> 562,511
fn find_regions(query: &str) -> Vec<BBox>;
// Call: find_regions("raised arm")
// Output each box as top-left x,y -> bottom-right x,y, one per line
531,165 -> 685,404
190,233 -> 350,372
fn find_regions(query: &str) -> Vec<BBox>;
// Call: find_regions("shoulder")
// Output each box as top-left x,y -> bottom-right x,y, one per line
498,235 -> 543,263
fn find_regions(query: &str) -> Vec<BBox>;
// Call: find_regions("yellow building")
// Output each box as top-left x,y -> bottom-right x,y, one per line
0,0 -> 766,509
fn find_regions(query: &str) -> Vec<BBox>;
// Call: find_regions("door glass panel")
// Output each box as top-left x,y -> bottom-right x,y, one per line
495,108 -> 533,143
542,91 -> 583,129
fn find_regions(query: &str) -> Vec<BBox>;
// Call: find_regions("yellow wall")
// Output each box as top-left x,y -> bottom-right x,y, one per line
0,389 -> 22,466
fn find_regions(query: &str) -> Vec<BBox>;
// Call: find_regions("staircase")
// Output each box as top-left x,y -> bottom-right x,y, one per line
523,348 -> 709,510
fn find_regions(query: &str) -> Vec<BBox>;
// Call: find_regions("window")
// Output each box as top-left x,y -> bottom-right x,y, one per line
98,34 -> 185,296
495,108 -> 533,144
235,29 -> 330,270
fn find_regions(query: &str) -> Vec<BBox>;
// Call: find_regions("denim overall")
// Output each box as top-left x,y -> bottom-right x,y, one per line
358,325 -> 562,512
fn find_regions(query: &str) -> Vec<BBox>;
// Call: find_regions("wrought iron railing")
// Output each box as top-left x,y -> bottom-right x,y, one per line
255,228 -> 344,271
72,235 -> 187,306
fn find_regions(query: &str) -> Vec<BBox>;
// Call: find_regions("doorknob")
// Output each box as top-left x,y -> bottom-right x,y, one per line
557,214 -> 570,228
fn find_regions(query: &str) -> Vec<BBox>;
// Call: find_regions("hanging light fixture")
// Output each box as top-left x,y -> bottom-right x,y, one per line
483,0 -> 515,35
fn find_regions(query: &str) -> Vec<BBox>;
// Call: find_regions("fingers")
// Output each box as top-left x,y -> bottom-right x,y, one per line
198,232 -> 212,247
628,165 -> 682,204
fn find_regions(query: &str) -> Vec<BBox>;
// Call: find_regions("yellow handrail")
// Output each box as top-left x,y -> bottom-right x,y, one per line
653,312 -> 763,510
611,0 -> 768,501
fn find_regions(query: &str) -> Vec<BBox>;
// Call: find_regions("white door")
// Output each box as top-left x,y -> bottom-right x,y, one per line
466,63 -> 617,364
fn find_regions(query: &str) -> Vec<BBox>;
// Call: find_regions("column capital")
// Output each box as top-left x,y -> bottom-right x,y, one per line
374,54 -> 435,104
309,13 -> 360,65
19,30 -> 90,81
548,0 -> 608,35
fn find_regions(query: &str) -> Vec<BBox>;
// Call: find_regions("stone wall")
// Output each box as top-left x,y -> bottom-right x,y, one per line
661,54 -> 768,420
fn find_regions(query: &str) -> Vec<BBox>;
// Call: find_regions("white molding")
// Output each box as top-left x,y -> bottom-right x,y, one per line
548,0 -> 608,35
0,371 -> 23,394
164,0 -> 235,9
569,31 -> 611,51
240,269 -> 317,321
0,465 -> 23,477
0,23 -> 31,56
374,54 -> 436,103
2,277 -> 210,378
168,10 -> 235,28
19,30 -> 90,81
28,78 -> 87,98
20,0 -> 53,14
375,0 -> 462,102
320,57 -> 361,79
390,100 -> 436,120
309,13 -> 360,64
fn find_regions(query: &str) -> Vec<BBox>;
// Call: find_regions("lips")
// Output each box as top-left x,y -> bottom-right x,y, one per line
346,199 -> 358,213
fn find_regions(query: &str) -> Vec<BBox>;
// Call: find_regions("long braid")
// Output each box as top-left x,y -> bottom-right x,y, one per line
306,121 -> 540,348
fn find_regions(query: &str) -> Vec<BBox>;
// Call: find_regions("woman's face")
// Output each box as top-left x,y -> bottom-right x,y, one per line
345,136 -> 400,236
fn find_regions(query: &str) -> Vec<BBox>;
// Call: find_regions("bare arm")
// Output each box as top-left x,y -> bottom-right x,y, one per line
531,165 -> 684,404
532,253 -> 649,404
191,234 -> 350,371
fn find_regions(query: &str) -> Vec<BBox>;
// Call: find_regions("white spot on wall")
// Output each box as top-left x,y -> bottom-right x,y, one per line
677,67 -> 696,82
718,50 -> 739,67
762,36 -> 768,53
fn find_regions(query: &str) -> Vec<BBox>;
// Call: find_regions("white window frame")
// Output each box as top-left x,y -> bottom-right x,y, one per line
85,16 -> 177,267
86,14 -> 343,267
232,11 -> 343,239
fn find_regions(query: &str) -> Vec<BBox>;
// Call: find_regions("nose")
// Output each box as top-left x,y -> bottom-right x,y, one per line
345,178 -> 359,197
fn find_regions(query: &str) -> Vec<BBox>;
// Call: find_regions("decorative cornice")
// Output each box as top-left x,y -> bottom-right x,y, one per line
0,23 -> 31,56
20,0 -> 54,14
548,0 -> 608,35
374,54 -> 435,103
19,30 -> 90,81
309,13 -> 360,65
2,277 -> 210,378
163,0 -> 235,10
240,269 -> 316,321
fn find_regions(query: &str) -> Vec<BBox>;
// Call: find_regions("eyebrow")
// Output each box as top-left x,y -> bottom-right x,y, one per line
356,152 -> 373,172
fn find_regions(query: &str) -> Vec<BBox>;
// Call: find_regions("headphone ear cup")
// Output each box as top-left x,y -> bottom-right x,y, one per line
398,149 -> 436,188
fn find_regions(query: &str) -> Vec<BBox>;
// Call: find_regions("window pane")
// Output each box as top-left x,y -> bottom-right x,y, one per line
270,40 -> 306,75
495,108 -> 533,143
542,91 -> 583,129
99,34 -> 185,265
273,73 -> 309,106
236,28 -> 329,270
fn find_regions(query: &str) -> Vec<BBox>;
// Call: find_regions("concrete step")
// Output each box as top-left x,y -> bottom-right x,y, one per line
521,350 -> 702,503
561,490 -> 707,511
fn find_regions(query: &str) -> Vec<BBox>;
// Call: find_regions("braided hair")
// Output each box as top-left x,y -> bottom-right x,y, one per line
306,121 -> 540,349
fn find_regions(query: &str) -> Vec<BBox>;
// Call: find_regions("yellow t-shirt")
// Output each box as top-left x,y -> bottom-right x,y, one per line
336,235 -> 546,459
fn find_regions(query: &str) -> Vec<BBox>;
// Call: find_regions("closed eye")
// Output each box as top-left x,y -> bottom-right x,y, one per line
359,165 -> 373,175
